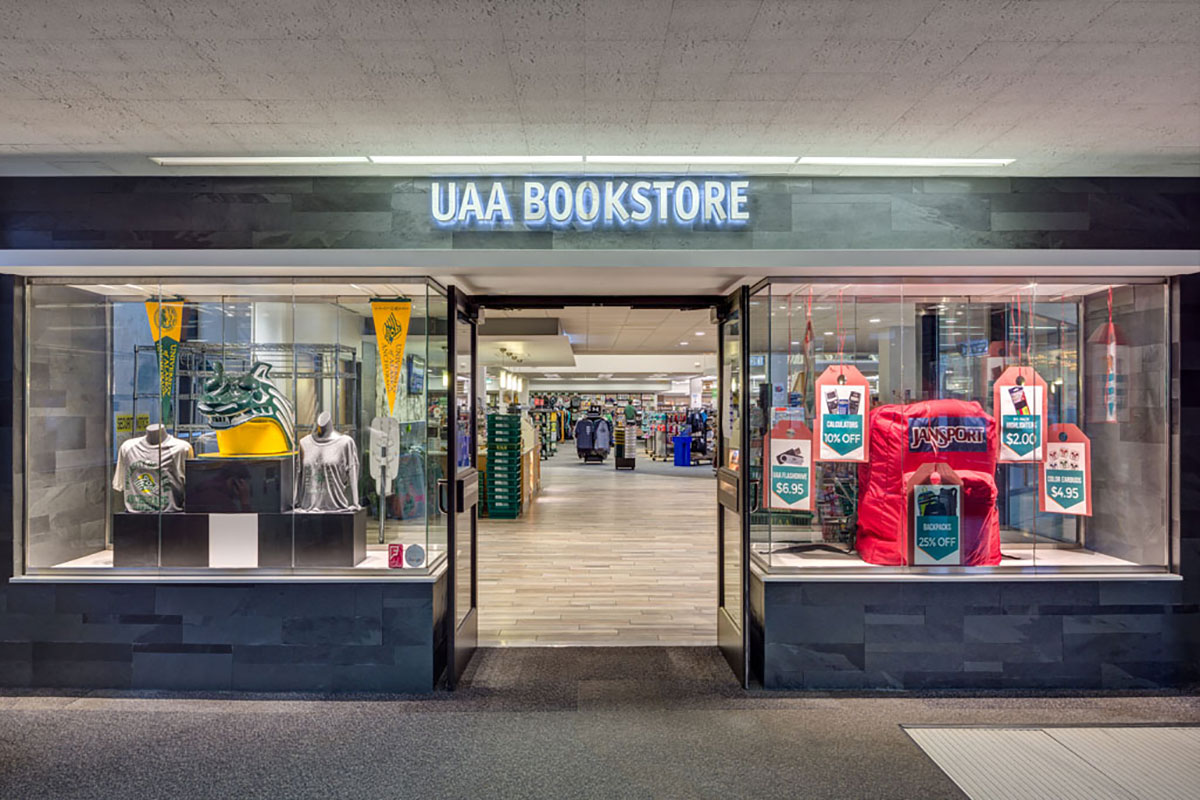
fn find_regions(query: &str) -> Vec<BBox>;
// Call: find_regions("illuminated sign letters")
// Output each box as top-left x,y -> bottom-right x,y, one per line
430,178 -> 750,229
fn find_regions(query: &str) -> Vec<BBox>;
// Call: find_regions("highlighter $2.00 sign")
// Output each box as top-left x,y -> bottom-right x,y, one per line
994,366 -> 1047,463
815,365 -> 869,462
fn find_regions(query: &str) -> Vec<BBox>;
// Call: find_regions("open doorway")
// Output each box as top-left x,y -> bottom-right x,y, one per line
473,304 -> 720,646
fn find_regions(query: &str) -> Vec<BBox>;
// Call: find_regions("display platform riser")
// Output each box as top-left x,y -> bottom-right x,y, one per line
114,509 -> 366,568
113,512 -> 209,567
185,457 -> 294,514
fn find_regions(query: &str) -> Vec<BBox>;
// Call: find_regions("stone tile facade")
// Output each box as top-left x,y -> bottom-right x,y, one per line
1,176 -> 1197,250
751,575 -> 1199,690
1,176 -> 1198,692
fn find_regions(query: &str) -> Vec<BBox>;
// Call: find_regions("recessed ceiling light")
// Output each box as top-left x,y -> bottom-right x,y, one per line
868,317 -> 881,324
823,331 -> 834,336
370,155 -> 583,164
797,156 -> 1014,167
587,155 -> 796,164
695,331 -> 705,336
680,341 -> 689,346
150,156 -> 370,166
790,341 -> 800,345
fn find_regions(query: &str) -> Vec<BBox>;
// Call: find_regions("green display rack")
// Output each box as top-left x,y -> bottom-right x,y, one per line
484,413 -> 524,518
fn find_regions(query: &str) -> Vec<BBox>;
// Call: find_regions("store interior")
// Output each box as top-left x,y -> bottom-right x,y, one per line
474,305 -> 721,647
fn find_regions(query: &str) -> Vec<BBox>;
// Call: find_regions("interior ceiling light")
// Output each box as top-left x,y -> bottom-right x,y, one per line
370,155 -> 583,164
695,331 -> 706,336
679,341 -> 689,346
587,155 -> 796,164
150,156 -> 369,166
797,156 -> 1014,167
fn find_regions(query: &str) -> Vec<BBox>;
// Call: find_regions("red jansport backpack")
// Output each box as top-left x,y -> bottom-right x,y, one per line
856,399 -> 1001,566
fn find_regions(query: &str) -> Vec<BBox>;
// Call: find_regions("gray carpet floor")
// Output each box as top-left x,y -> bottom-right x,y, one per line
1,647 -> 1197,800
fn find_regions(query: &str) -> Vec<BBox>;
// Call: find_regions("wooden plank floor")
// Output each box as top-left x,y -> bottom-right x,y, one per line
477,448 -> 718,646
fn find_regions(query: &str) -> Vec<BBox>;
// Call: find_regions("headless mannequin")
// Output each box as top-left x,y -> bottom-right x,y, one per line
313,411 -> 335,441
297,411 -> 359,510
144,423 -> 167,446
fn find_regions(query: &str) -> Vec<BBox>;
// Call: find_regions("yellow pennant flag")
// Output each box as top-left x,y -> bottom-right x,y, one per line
145,300 -> 185,424
370,298 -> 413,415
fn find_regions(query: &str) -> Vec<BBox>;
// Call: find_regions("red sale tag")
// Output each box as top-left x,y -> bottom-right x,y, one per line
388,544 -> 404,569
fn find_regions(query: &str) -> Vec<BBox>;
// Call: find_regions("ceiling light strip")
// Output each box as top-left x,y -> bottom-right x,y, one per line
797,156 -> 1014,167
150,155 -> 1016,168
151,156 -> 370,166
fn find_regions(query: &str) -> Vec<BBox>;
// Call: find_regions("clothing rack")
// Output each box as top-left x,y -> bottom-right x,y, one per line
575,409 -> 612,464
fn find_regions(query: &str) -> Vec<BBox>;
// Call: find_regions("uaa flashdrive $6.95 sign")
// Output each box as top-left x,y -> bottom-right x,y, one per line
766,419 -> 813,511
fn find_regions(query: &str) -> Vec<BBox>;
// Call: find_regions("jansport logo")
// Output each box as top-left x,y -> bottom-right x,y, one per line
908,416 -> 988,452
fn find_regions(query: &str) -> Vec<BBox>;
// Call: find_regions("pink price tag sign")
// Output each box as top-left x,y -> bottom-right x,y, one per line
388,544 -> 404,569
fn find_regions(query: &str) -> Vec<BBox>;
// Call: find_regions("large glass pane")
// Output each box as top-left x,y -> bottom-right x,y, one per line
750,279 -> 1171,576
24,277 -> 447,576
426,285 -> 449,568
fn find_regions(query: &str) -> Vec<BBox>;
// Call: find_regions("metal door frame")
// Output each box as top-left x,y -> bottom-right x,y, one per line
446,285 -> 479,689
716,285 -> 751,687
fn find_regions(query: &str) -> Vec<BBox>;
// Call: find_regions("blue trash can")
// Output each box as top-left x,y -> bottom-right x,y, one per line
673,435 -> 692,466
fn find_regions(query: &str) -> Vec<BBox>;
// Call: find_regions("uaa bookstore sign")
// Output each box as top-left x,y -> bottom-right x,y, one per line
430,178 -> 751,230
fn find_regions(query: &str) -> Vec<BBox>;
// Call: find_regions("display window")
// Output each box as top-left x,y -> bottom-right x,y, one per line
748,278 -> 1171,575
20,277 -> 449,576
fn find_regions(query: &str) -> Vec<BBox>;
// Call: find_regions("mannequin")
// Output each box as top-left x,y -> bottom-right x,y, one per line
296,412 -> 360,512
113,424 -> 193,513
144,423 -> 166,446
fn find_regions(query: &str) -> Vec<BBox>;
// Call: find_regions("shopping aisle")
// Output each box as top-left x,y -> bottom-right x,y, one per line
477,448 -> 717,646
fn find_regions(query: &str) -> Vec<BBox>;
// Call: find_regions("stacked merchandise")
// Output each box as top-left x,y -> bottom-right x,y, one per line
485,412 -> 523,519
613,424 -> 636,470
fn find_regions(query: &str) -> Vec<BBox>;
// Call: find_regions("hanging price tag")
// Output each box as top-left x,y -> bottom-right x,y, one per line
814,365 -> 869,462
993,365 -> 1047,462
1040,424 -> 1092,516
908,463 -> 963,566
764,417 -> 813,511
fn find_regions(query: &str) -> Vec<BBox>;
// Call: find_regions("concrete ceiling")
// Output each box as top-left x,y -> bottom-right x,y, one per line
1,1 -> 1197,177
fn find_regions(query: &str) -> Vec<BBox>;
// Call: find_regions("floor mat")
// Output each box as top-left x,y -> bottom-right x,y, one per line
905,725 -> 1200,800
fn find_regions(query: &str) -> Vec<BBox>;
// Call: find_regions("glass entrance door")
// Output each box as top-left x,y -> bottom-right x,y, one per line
447,287 -> 479,687
717,286 -> 750,686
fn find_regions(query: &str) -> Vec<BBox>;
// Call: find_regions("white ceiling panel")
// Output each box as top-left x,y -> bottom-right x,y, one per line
0,1 -> 1195,176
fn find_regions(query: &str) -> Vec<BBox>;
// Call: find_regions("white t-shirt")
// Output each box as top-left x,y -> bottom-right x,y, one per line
113,435 -> 193,513
296,432 -> 360,512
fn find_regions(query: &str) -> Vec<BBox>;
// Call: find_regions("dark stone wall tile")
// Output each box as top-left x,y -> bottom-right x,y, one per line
132,652 -> 232,690
992,211 -> 1090,231
891,194 -> 990,232
2,175 -> 1198,250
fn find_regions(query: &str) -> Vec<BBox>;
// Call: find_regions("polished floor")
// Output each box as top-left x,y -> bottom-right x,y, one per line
477,447 -> 718,646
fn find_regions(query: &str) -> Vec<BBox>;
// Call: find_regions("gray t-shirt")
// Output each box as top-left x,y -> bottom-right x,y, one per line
296,433 -> 360,512
113,435 -> 193,513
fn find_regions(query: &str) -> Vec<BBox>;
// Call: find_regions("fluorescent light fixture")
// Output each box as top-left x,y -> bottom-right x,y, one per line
587,155 -> 796,165
370,155 -> 583,164
695,331 -> 705,336
679,341 -> 689,346
823,331 -> 834,336
797,156 -> 1014,167
868,317 -> 881,324
150,156 -> 369,166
